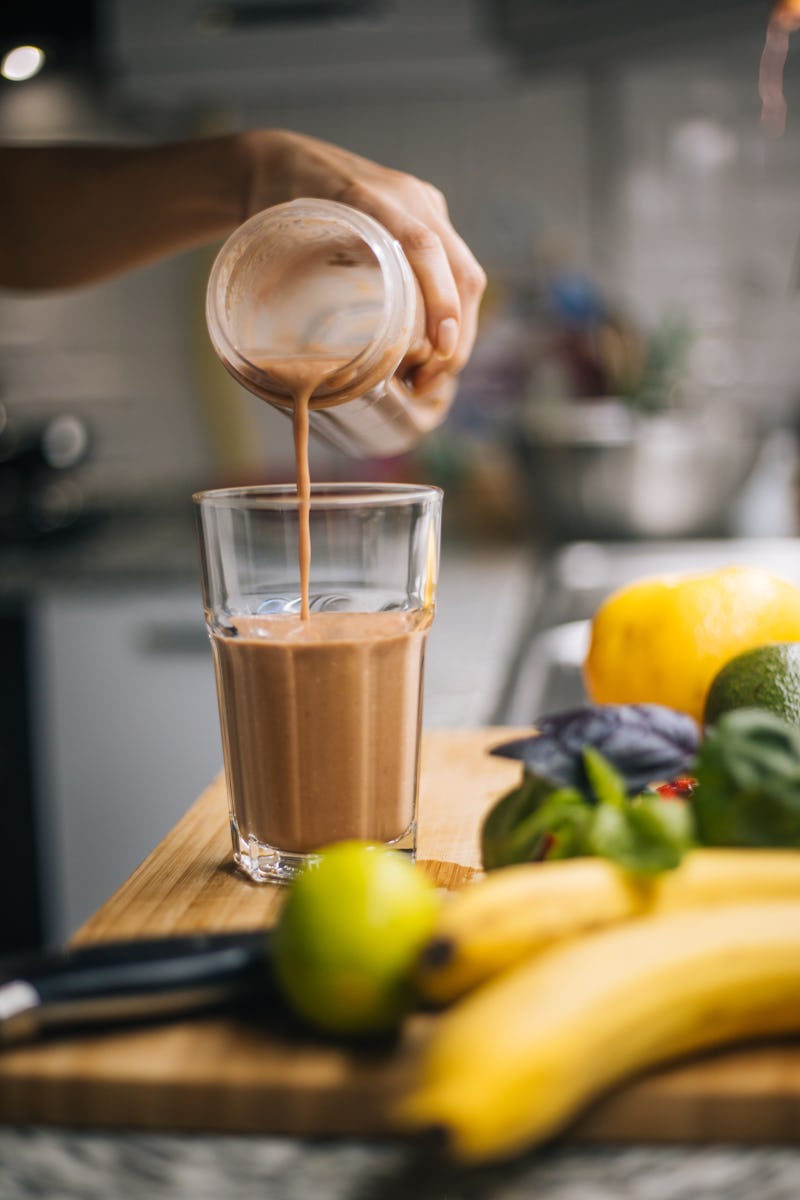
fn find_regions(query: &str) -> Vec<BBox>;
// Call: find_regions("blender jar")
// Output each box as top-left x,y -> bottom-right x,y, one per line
206,198 -> 452,457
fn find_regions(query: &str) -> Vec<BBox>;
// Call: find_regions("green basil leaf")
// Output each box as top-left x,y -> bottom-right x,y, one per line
589,796 -> 690,875
481,779 -> 588,870
693,709 -> 800,848
519,790 -> 594,862
582,746 -> 628,808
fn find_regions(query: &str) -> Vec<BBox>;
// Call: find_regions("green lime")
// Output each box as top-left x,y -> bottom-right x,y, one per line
703,642 -> 800,728
272,841 -> 441,1036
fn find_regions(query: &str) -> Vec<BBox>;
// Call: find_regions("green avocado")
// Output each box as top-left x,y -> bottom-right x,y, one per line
703,642 -> 800,729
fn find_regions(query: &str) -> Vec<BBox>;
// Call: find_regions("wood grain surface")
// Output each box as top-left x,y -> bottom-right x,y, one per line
1,727 -> 800,1142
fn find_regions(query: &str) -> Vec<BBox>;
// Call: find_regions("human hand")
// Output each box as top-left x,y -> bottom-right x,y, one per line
237,129 -> 486,391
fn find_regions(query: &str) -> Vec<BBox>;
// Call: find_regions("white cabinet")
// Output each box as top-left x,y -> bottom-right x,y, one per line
30,587 -> 223,943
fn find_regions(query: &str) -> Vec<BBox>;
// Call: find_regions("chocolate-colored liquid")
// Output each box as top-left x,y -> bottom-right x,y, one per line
211,610 -> 430,853
211,353 -> 431,858
257,356 -> 350,620
760,3 -> 800,136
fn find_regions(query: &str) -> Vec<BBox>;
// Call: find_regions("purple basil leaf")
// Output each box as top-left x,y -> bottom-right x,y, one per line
491,704 -> 700,796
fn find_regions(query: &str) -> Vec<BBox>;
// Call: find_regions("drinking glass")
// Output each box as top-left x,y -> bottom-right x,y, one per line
194,482 -> 442,883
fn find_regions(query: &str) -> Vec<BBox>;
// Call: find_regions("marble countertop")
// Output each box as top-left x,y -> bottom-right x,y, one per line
2,1131 -> 800,1199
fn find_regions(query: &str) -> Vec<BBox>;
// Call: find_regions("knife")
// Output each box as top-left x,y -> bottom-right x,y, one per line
0,929 -> 274,1044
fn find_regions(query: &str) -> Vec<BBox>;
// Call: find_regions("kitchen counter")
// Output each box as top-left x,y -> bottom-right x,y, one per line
2,1130 -> 800,1198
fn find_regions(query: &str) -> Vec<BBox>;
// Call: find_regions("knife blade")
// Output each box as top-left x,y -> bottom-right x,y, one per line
0,929 -> 273,1044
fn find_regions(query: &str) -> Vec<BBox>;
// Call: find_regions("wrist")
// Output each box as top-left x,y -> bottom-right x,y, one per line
230,128 -> 295,219
176,134 -> 255,234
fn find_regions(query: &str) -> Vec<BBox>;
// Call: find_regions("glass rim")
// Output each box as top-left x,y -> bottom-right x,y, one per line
192,481 -> 443,510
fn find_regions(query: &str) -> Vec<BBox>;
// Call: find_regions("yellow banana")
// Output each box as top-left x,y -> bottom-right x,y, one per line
415,856 -> 639,1003
415,848 -> 800,1003
399,900 -> 800,1163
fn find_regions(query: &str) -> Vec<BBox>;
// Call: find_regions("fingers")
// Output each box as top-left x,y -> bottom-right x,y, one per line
341,182 -> 460,341
339,177 -> 486,390
414,228 -> 486,392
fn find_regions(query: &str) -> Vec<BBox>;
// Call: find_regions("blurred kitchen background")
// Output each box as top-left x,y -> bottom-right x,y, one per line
4,0 -> 800,948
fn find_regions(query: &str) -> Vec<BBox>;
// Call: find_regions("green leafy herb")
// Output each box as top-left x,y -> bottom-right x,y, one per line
491,704 -> 699,795
481,776 -> 587,870
589,792 -> 694,874
484,701 -> 800,877
582,745 -> 629,808
692,708 -> 800,848
482,740 -> 695,875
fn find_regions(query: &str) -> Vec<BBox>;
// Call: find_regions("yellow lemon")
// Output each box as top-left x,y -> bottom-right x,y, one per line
583,566 -> 800,724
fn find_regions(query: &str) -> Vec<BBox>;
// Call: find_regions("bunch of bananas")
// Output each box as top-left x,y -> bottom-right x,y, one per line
396,849 -> 800,1162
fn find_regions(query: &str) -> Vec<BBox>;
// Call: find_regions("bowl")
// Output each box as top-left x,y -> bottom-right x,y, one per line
512,399 -> 763,542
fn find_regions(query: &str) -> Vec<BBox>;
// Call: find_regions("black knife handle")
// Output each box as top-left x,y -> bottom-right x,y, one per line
0,929 -> 272,1041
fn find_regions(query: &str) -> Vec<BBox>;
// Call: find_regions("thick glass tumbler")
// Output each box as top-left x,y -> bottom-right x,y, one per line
194,483 -> 443,884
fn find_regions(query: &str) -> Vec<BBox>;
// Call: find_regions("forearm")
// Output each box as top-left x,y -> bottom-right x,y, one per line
0,128 -> 485,380
0,136 -> 255,290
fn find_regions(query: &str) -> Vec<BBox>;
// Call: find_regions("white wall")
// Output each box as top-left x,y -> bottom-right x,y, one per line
604,51 -> 800,425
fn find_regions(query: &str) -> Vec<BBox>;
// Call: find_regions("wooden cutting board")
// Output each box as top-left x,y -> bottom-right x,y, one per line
1,727 -> 800,1143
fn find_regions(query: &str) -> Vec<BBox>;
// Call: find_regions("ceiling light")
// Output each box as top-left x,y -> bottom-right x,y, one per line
1,45 -> 46,83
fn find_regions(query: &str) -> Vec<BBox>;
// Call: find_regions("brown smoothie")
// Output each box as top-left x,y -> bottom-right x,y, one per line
211,610 -> 431,853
